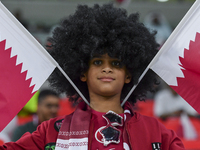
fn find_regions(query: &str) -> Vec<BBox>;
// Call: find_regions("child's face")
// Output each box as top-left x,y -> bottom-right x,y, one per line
80,53 -> 131,99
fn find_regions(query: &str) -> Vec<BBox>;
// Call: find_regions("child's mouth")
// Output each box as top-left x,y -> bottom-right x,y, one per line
99,77 -> 114,82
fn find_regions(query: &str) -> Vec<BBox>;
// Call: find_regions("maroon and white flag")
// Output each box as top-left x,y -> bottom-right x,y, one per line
149,0 -> 200,114
0,2 -> 57,131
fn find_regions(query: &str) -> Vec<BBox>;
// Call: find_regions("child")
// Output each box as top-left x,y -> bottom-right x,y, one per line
1,3 -> 185,150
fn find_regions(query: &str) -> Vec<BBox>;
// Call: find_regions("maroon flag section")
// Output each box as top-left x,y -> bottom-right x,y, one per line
171,32 -> 200,113
0,40 -> 36,131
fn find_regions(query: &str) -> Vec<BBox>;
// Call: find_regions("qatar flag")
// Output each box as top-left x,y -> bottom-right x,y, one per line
149,0 -> 200,114
0,2 -> 57,131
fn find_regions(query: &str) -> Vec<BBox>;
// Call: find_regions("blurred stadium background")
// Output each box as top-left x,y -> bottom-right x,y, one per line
1,0 -> 195,46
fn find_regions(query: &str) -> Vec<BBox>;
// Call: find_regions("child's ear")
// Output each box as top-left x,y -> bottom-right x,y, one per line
125,74 -> 131,84
80,73 -> 87,82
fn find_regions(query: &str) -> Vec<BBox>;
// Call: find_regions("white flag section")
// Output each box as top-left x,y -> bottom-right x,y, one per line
0,2 -> 57,131
149,0 -> 200,114
0,2 -> 57,92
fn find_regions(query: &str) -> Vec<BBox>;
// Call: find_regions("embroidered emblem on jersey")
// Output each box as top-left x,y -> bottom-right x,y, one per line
54,119 -> 64,132
152,142 -> 161,150
45,142 -> 56,150
95,110 -> 123,146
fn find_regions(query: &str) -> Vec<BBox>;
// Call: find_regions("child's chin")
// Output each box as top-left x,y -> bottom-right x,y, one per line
100,91 -> 120,97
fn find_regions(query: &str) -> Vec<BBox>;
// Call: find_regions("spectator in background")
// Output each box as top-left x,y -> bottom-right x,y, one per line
154,84 -> 199,140
11,89 -> 60,142
17,91 -> 39,119
143,11 -> 172,48
154,85 -> 197,120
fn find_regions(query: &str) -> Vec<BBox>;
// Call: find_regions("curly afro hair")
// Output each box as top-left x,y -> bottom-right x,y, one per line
48,3 -> 159,105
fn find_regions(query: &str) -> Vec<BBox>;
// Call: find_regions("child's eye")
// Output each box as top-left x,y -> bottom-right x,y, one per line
112,61 -> 122,67
93,60 -> 102,65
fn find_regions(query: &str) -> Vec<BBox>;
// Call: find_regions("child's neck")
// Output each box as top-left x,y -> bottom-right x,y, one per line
89,95 -> 124,114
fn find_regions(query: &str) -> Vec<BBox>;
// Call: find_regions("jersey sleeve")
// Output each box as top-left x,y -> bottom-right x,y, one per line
160,123 -> 185,150
0,120 -> 48,150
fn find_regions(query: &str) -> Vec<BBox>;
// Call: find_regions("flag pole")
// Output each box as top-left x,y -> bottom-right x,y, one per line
121,0 -> 199,106
121,66 -> 150,106
41,51 -> 90,105
56,65 -> 90,106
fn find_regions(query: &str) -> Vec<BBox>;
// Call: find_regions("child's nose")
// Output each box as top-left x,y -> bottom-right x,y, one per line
102,63 -> 113,73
